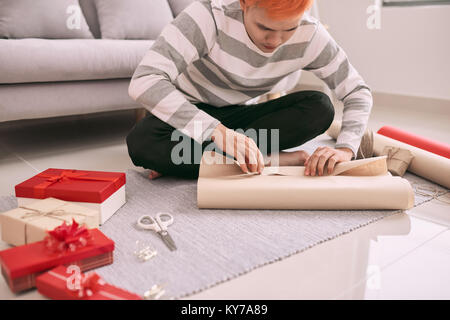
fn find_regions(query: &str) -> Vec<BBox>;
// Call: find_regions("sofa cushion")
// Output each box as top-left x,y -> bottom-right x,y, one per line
0,0 -> 93,39
94,0 -> 173,39
0,39 -> 154,84
0,79 -> 138,122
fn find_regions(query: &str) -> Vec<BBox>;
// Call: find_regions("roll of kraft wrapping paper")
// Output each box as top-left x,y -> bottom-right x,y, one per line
377,126 -> 450,159
326,121 -> 450,189
197,151 -> 414,210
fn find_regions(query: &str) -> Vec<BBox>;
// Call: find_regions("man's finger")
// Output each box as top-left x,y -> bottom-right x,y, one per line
304,156 -> 310,166
306,148 -> 327,176
256,149 -> 265,174
233,134 -> 238,161
317,151 -> 334,176
239,164 -> 249,173
244,137 -> 251,165
248,144 -> 259,165
327,156 -> 339,175
235,140 -> 249,173
246,150 -> 258,173
237,153 -> 249,173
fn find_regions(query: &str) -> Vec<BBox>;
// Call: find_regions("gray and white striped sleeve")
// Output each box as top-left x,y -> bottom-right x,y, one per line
303,22 -> 373,158
128,1 -> 220,144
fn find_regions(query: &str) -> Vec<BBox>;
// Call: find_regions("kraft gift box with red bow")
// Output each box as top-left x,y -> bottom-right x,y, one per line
0,220 -> 114,293
14,168 -> 126,225
36,265 -> 142,300
1,197 -> 99,246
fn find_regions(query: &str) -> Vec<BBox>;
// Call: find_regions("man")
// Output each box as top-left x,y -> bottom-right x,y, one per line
126,0 -> 373,179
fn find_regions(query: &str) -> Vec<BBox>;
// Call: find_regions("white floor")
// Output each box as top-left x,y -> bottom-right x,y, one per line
0,97 -> 449,300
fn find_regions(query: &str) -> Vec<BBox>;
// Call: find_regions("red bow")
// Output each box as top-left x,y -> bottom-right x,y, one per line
33,169 -> 119,198
42,170 -> 86,183
69,272 -> 106,299
44,219 -> 91,253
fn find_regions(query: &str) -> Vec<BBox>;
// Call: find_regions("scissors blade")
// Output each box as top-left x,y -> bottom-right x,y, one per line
158,231 -> 177,251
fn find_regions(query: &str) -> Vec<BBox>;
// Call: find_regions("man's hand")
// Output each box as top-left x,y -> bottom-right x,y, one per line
211,123 -> 265,174
304,146 -> 353,176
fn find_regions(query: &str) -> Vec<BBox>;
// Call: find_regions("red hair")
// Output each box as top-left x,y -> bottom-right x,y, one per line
243,0 -> 314,20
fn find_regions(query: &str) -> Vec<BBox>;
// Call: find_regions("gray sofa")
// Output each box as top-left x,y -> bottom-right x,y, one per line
0,0 -> 194,123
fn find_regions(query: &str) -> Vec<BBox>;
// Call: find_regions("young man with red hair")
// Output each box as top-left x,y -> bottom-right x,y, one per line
127,0 -> 373,179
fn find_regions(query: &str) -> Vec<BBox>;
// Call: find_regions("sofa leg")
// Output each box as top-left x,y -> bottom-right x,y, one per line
135,108 -> 148,123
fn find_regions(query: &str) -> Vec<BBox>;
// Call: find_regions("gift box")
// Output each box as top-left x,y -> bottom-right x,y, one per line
1,197 -> 99,246
0,221 -> 114,293
36,265 -> 142,300
381,146 -> 415,176
15,168 -> 126,224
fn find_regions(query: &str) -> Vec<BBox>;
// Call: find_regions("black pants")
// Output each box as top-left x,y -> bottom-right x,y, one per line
126,90 -> 335,179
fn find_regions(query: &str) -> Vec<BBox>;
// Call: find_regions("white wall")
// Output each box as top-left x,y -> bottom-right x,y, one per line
315,0 -> 450,100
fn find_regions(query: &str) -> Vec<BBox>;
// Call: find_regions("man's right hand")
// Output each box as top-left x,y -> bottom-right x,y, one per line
211,123 -> 265,174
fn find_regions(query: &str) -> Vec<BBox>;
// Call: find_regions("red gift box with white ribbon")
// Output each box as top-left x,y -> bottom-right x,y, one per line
0,220 -> 114,293
15,168 -> 126,224
36,265 -> 142,300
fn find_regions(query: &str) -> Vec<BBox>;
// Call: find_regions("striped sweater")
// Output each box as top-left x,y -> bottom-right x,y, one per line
128,0 -> 373,157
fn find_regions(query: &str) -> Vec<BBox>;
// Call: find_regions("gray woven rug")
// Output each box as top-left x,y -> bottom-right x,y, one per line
0,137 -> 447,299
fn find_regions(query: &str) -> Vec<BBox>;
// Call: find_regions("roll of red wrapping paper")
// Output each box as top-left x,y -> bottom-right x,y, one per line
377,126 -> 450,159
326,121 -> 450,189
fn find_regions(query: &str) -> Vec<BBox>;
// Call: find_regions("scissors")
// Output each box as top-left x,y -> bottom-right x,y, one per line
137,212 -> 177,251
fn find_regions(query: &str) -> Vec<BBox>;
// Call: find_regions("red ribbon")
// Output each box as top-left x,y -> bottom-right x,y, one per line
44,219 -> 91,254
33,170 -> 119,198
68,272 -> 106,299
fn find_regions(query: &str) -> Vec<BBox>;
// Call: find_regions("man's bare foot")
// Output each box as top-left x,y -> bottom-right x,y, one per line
148,170 -> 163,180
267,150 -> 310,166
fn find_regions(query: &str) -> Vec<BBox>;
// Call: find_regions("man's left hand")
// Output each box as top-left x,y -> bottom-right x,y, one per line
304,147 -> 353,176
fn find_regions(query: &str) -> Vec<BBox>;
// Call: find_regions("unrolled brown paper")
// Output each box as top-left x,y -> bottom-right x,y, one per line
197,151 -> 414,210
326,121 -> 450,189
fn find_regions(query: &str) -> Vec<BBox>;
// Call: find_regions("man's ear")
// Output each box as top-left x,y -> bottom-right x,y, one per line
239,0 -> 246,11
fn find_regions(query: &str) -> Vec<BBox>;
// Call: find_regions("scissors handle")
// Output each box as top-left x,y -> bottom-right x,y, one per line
155,212 -> 174,231
137,215 -> 161,232
137,213 -> 174,232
